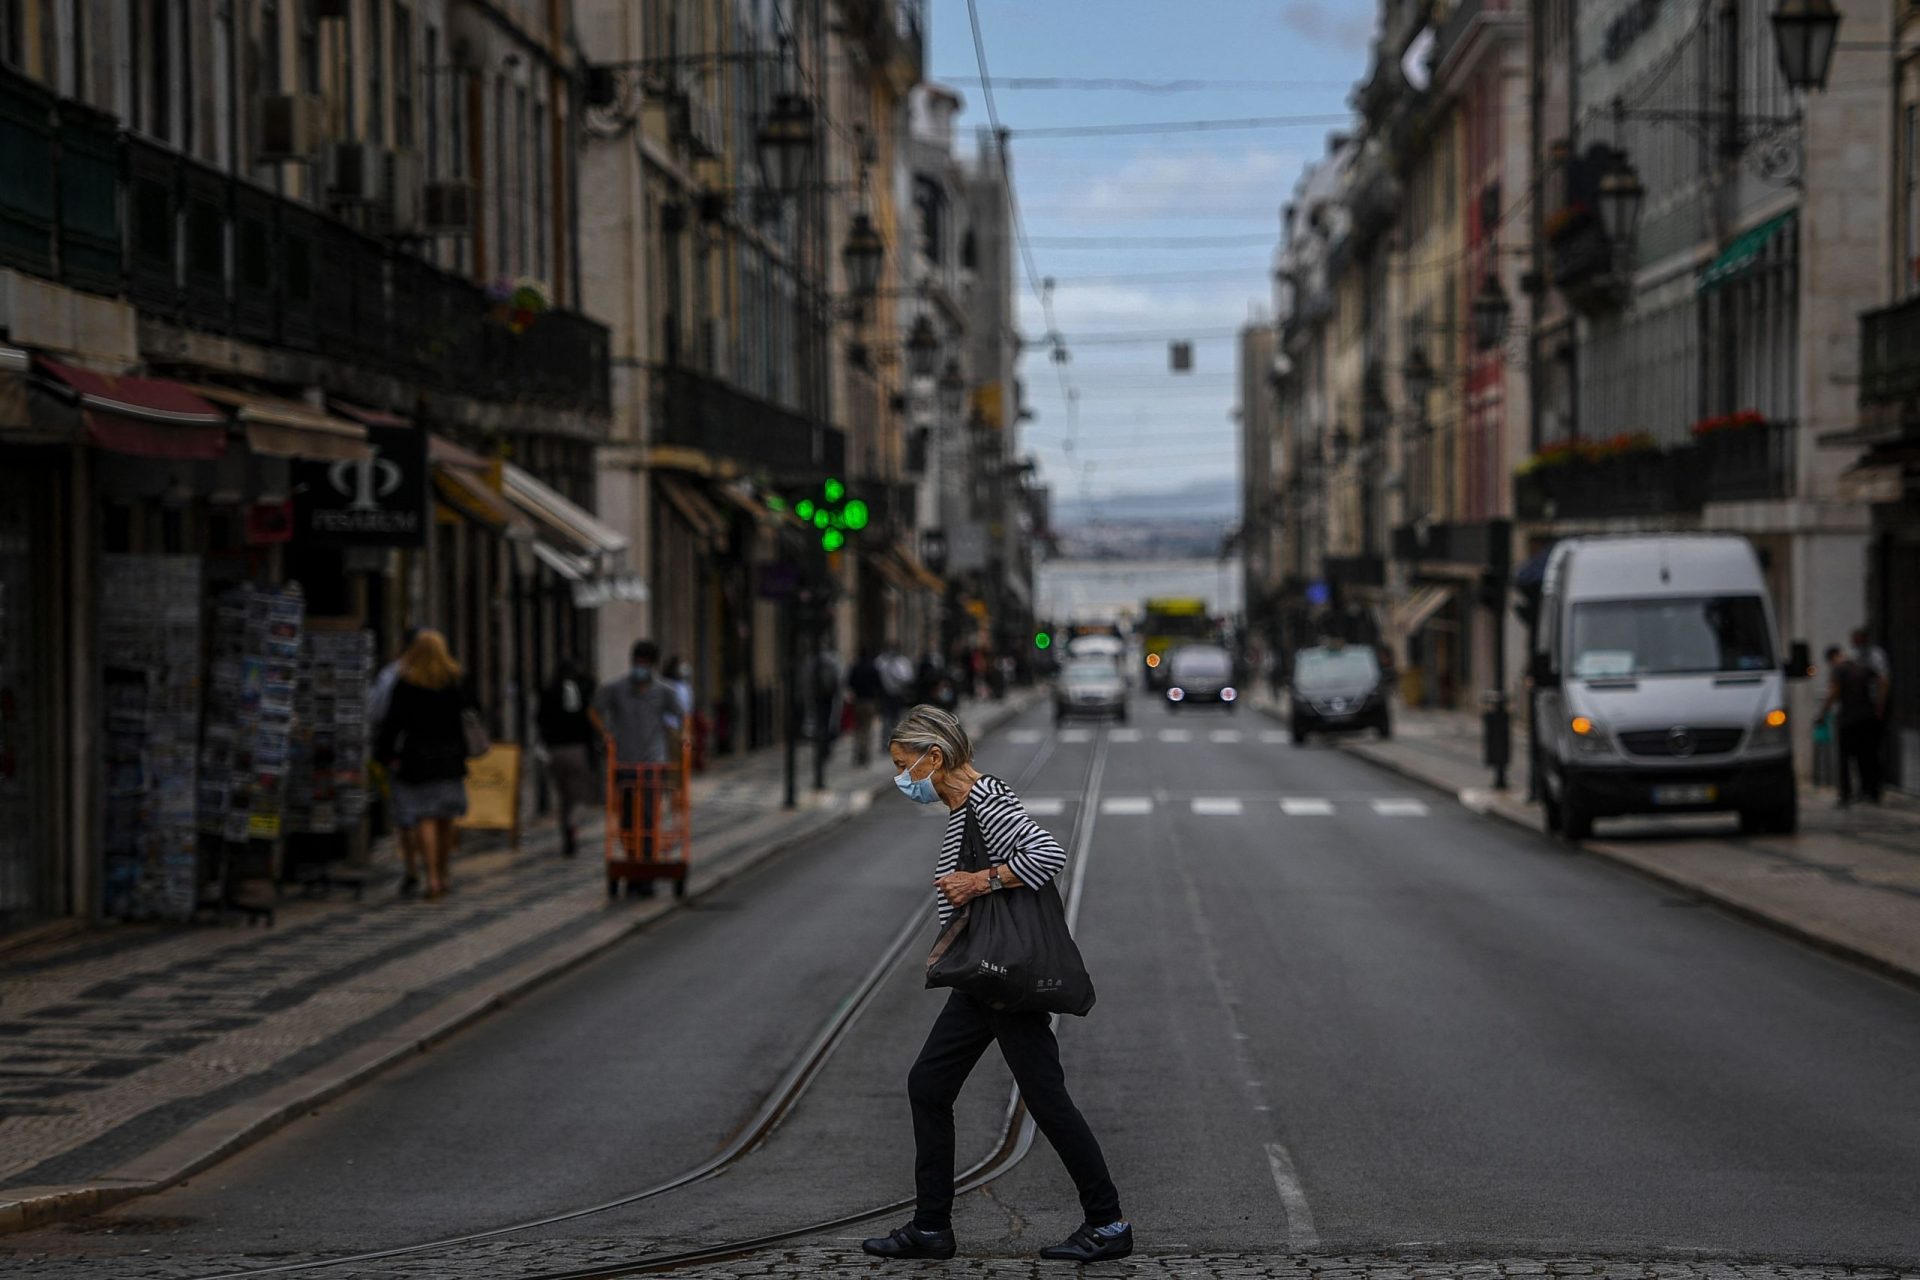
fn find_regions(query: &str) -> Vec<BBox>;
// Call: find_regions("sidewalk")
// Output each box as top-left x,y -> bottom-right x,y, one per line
1270,698 -> 1920,989
0,691 -> 1039,1233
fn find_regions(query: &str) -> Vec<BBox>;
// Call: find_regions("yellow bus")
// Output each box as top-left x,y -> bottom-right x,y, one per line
1139,597 -> 1212,689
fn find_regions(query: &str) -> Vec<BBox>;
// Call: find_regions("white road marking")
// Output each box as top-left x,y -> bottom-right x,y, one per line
1008,728 -> 1043,744
1370,798 -> 1429,817
1259,730 -> 1292,744
1158,728 -> 1193,743
1191,797 -> 1244,816
1110,728 -> 1143,742
1209,729 -> 1243,744
1459,788 -> 1494,814
1280,798 -> 1335,816
1024,797 -> 1067,817
1100,796 -> 1154,816
1265,1140 -> 1321,1250
1059,728 -> 1094,744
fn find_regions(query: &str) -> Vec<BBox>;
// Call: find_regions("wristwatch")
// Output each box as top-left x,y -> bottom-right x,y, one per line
986,869 -> 1005,892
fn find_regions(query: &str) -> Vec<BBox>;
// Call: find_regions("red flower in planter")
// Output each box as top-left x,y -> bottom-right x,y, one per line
1692,409 -> 1766,437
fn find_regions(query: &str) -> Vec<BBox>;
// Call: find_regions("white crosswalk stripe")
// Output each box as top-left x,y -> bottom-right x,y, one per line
1260,730 -> 1292,744
1007,728 -> 1043,744
1100,797 -> 1154,816
1191,797 -> 1244,816
1059,728 -> 1094,744
1370,798 -> 1429,817
1209,729 -> 1243,744
1158,728 -> 1192,743
1110,728 -> 1143,743
1280,798 -> 1335,816
1024,797 -> 1068,817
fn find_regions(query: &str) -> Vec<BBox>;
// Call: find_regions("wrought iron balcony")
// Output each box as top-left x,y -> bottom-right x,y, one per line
1861,295 -> 1920,411
1698,419 -> 1796,503
653,364 -> 846,481
1391,520 -> 1495,566
1324,553 -> 1386,589
1514,447 -> 1704,522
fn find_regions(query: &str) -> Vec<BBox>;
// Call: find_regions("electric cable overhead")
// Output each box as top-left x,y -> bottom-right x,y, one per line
1011,112 -> 1352,139
933,75 -> 1353,93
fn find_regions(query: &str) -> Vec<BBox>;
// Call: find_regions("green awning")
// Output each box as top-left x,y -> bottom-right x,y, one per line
1698,212 -> 1796,293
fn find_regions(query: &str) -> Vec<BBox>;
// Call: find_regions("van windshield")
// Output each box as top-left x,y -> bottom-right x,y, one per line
1568,596 -> 1774,678
1293,648 -> 1380,690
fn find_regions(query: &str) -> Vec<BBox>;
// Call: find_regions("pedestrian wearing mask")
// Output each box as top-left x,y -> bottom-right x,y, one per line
862,706 -> 1132,1265
374,630 -> 477,900
590,641 -> 683,877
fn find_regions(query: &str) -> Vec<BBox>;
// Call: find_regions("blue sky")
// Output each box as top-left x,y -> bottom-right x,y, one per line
924,0 -> 1375,509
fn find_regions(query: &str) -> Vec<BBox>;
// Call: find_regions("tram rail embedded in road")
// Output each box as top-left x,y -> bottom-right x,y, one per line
192,718 -> 1105,1280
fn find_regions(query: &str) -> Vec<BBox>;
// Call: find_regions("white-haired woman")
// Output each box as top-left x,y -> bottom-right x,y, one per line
862,706 -> 1132,1264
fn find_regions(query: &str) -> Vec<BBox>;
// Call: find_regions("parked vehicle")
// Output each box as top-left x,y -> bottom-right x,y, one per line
1165,644 -> 1237,711
1529,535 -> 1809,839
1066,634 -> 1125,664
1289,644 -> 1390,742
1054,659 -> 1128,723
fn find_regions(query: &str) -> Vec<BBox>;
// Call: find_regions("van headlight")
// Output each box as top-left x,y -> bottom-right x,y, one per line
1751,707 -> 1789,750
1569,715 -> 1615,756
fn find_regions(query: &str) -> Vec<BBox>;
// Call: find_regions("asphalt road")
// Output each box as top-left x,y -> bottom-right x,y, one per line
8,691 -> 1920,1273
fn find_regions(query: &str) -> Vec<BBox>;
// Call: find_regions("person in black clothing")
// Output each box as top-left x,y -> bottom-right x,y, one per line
538,658 -> 599,857
846,650 -> 884,766
1821,645 -> 1888,805
374,630 -> 475,899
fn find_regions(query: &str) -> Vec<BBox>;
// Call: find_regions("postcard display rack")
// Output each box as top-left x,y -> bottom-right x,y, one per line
283,629 -> 375,891
99,555 -> 205,920
197,584 -> 305,912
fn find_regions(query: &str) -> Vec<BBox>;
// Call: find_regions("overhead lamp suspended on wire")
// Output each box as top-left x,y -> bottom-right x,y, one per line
842,213 -> 885,296
906,315 -> 940,379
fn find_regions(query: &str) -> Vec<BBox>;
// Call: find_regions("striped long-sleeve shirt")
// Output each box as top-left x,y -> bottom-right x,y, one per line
936,774 -> 1067,928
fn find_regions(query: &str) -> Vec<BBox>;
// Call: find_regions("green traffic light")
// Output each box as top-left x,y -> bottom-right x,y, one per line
795,499 -> 814,519
1034,632 -> 1051,650
843,499 -> 869,531
824,477 -> 846,503
814,510 -> 830,529
823,528 -> 846,551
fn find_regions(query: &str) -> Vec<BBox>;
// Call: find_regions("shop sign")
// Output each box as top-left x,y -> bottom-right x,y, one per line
294,424 -> 428,546
571,573 -> 650,609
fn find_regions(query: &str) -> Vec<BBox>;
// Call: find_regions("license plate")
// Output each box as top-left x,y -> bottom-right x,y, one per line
1653,784 -> 1717,805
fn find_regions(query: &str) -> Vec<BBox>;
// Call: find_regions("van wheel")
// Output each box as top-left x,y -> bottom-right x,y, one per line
1375,717 -> 1392,740
1561,784 -> 1594,841
1542,788 -> 1563,833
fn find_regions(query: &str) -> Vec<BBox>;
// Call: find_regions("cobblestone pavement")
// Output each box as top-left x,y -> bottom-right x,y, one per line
0,1237 -> 1913,1280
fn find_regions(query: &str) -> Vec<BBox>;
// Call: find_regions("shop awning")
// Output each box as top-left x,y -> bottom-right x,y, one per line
865,547 -> 917,593
712,479 -> 793,528
893,542 -> 947,593
192,384 -> 369,461
1392,583 -> 1453,636
328,399 -> 412,430
656,472 -> 730,544
531,541 -> 592,581
501,463 -> 629,561
35,358 -> 228,459
1698,211 -> 1795,293
430,437 -> 532,536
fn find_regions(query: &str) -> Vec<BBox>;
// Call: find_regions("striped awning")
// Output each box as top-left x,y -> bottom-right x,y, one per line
1698,211 -> 1795,293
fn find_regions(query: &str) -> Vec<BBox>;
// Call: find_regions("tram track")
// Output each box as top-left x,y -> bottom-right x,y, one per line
191,721 -> 1102,1280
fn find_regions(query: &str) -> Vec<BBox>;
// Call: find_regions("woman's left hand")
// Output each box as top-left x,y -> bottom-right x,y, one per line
935,870 -> 992,907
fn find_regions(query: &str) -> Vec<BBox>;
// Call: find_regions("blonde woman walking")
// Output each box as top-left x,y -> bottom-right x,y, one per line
374,630 -> 476,900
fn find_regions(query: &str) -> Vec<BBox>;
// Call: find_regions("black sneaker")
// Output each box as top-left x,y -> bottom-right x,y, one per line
1039,1221 -> 1133,1262
860,1223 -> 957,1260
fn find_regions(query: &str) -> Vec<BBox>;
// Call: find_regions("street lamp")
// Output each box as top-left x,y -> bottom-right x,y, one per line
756,91 -> 816,196
841,212 -> 885,297
906,314 -> 940,379
1771,0 -> 1842,94
1596,151 -> 1647,249
937,358 -> 965,419
1471,273 -> 1512,353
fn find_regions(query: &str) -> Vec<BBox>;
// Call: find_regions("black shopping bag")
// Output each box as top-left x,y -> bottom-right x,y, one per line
926,801 -> 1096,1016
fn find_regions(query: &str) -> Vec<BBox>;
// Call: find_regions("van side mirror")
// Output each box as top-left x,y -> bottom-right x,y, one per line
1528,651 -> 1558,688
1785,640 -> 1812,680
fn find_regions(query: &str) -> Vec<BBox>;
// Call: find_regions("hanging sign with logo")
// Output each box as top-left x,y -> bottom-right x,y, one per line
293,424 -> 429,546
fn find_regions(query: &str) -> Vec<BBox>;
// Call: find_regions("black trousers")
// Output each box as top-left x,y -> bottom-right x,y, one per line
908,991 -> 1122,1232
1838,719 -> 1884,803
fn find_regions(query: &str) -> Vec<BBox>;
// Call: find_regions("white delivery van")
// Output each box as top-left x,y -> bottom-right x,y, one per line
1530,535 -> 1810,839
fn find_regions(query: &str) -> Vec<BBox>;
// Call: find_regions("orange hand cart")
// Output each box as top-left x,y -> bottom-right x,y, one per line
603,738 -> 692,899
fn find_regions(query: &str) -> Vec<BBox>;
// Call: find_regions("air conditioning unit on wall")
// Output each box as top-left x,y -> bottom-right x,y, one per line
327,142 -> 388,206
256,94 -> 326,162
423,180 -> 477,237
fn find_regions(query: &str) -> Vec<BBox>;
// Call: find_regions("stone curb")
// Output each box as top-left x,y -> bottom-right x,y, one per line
0,692 -> 1040,1237
1314,717 -> 1920,998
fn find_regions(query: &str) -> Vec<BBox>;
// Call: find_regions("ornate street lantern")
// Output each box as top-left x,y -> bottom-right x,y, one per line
756,91 -> 816,196
1471,273 -> 1512,353
1404,345 -> 1435,405
1771,0 -> 1842,94
1596,151 -> 1647,250
937,358 -> 966,418
841,212 -> 885,296
906,315 -> 940,379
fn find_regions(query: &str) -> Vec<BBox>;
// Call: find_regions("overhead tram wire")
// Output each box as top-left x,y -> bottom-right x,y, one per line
1009,112 -> 1353,139
933,74 -> 1354,93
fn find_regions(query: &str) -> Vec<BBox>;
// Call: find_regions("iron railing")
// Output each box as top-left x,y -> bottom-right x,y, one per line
1861,295 -> 1920,407
1699,419 -> 1796,503
653,364 -> 847,481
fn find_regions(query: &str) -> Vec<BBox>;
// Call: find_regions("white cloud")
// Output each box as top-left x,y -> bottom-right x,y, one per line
1028,146 -> 1301,226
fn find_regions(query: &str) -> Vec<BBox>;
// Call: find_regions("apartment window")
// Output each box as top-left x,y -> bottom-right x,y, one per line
423,25 -> 438,177
515,84 -> 528,272
532,99 -> 547,279
1906,104 -> 1919,296
260,0 -> 280,93
298,0 -> 318,97
393,3 -> 412,148
367,0 -> 384,142
494,76 -> 509,274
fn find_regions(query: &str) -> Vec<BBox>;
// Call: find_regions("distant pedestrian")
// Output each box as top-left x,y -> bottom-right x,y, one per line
1852,627 -> 1892,686
663,654 -> 695,720
862,707 -> 1131,1264
1820,645 -> 1887,806
591,641 -> 683,878
847,650 -> 884,766
877,643 -> 914,743
374,630 -> 476,900
369,627 -> 424,893
537,658 -> 599,858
